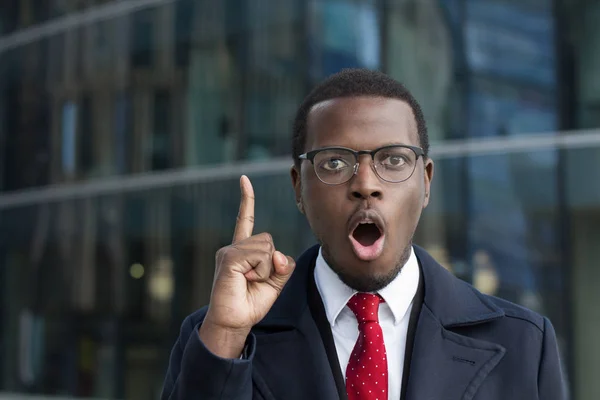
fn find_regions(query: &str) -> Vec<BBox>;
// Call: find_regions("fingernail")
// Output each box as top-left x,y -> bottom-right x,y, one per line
277,252 -> 287,266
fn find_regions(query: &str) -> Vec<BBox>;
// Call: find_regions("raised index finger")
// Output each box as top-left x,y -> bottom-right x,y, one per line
232,175 -> 255,243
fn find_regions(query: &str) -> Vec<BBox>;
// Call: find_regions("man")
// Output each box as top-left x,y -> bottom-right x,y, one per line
161,69 -> 567,399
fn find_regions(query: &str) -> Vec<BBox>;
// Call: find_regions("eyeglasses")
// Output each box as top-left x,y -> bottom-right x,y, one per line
298,145 -> 424,185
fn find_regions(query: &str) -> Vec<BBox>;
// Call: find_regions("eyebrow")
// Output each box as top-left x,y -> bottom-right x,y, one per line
377,142 -> 411,148
323,142 -> 410,151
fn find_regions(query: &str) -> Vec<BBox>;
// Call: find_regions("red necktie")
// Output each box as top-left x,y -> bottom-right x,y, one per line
345,293 -> 388,400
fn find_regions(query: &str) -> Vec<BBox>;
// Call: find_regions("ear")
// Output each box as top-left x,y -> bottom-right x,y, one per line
290,165 -> 303,212
422,157 -> 434,209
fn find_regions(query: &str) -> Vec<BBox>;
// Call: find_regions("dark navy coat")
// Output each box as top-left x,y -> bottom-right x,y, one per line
162,245 -> 567,400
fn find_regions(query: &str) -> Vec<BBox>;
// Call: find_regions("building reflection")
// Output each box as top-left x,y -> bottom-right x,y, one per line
0,0 -> 599,398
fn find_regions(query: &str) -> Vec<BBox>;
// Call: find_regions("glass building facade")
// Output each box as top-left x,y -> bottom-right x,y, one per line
0,0 -> 599,399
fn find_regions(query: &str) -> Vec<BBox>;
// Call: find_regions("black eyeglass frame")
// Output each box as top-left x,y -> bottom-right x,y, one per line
297,144 -> 425,185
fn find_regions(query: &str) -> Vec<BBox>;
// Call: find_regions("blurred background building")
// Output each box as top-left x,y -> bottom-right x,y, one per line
0,0 -> 599,399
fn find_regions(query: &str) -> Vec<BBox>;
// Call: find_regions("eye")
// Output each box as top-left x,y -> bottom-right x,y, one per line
381,154 -> 407,167
321,158 -> 350,171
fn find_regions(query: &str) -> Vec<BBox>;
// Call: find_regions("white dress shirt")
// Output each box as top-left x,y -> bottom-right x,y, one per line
314,246 -> 420,400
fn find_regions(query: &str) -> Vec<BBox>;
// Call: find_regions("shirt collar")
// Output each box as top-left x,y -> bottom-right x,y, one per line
314,246 -> 420,326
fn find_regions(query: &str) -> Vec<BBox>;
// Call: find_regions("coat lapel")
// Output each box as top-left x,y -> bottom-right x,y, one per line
404,247 -> 507,400
251,309 -> 340,400
404,306 -> 506,400
251,246 -> 340,400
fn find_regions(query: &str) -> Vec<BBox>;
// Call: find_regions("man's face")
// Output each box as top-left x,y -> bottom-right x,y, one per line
291,96 -> 434,292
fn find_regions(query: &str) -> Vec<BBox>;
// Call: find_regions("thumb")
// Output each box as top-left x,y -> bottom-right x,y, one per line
272,251 -> 296,282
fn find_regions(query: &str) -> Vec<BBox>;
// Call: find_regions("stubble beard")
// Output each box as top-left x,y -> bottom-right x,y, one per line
319,237 -> 413,292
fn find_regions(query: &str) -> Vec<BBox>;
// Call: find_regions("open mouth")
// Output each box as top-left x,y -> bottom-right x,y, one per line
352,223 -> 382,246
348,211 -> 386,261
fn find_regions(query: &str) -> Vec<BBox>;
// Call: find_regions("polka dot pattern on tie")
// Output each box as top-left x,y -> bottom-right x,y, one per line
345,293 -> 387,400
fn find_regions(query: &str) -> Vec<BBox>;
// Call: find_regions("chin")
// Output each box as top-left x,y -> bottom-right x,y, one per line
321,235 -> 410,290
337,269 -> 398,293
338,255 -> 402,292
328,240 -> 411,292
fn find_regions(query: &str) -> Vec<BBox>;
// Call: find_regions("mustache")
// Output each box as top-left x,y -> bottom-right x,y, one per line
347,207 -> 385,234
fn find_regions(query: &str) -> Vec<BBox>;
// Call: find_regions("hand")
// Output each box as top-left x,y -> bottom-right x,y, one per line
199,175 -> 296,358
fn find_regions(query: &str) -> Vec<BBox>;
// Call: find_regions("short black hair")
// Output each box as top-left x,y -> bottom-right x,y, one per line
292,68 -> 428,168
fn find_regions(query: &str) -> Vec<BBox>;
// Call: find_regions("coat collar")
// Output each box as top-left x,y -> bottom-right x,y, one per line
413,245 -> 505,327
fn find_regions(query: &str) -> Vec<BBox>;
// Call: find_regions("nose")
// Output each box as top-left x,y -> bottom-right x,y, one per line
348,155 -> 383,200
